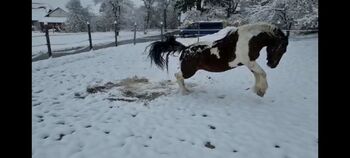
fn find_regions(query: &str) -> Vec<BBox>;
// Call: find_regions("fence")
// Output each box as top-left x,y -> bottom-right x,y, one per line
32,21 -> 169,59
32,21 -> 317,59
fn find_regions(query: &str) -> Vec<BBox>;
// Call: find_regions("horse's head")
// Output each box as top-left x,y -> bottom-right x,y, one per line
266,28 -> 290,68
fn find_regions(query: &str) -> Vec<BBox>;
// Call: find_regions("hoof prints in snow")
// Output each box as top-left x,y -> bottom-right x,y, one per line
33,102 -> 41,107
56,134 -> 65,141
106,97 -> 136,102
104,131 -> 110,134
42,135 -> 49,139
208,125 -> 216,130
74,92 -> 86,99
204,142 -> 215,149
84,76 -> 178,102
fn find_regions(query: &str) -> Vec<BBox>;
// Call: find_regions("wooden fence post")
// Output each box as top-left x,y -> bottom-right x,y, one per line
133,22 -> 137,45
114,21 -> 118,46
197,23 -> 200,42
44,22 -> 52,57
87,21 -> 93,50
160,22 -> 164,42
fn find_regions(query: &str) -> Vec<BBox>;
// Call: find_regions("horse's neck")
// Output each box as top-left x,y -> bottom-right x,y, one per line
247,31 -> 275,60
255,31 -> 275,46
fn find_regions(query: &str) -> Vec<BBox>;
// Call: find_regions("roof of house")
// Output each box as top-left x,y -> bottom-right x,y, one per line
46,7 -> 68,17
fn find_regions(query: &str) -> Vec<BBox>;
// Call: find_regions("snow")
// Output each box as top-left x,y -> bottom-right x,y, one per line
32,30 -> 161,57
32,32 -> 318,158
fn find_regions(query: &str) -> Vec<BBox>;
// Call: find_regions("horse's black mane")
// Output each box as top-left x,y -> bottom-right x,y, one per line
212,29 -> 238,48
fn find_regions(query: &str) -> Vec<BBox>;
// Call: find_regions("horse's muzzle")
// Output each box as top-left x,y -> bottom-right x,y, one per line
267,62 -> 277,68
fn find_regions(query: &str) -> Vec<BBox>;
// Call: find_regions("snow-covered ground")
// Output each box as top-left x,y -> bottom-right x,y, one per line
32,30 -> 161,57
32,31 -> 318,158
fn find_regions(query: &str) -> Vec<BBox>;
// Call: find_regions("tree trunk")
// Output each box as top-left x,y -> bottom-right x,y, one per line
226,4 -> 231,18
196,0 -> 202,11
163,9 -> 167,31
144,10 -> 150,34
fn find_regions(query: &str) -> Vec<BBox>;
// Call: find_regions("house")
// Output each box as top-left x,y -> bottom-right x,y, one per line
32,2 -> 68,32
39,7 -> 68,32
32,2 -> 51,31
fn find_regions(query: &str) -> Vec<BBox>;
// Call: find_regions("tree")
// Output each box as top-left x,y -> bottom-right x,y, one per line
142,0 -> 156,33
272,0 -> 317,29
97,0 -> 135,31
175,0 -> 203,13
108,0 -> 122,22
207,0 -> 240,18
223,0 -> 240,18
65,0 -> 92,32
157,0 -> 171,31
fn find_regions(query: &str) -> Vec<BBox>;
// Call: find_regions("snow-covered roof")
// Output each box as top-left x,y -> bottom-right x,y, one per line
39,17 -> 67,23
32,8 -> 47,21
46,7 -> 67,16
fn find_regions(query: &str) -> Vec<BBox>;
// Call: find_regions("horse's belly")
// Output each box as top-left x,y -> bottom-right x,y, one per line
198,60 -> 233,72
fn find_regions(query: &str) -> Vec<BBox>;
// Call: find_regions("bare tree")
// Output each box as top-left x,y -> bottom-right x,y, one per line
108,0 -> 122,24
175,0 -> 203,13
224,0 -> 240,18
207,0 -> 240,18
142,0 -> 156,33
157,0 -> 171,31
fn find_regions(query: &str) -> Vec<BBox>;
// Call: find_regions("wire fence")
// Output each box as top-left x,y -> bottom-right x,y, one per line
32,22 -> 318,60
32,44 -> 48,47
32,22 -> 167,60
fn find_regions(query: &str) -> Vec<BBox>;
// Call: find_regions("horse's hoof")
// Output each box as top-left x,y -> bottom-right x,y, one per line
256,90 -> 265,97
181,89 -> 191,95
252,86 -> 265,97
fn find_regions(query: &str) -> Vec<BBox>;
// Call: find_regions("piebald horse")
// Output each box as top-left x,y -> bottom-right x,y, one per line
146,22 -> 290,97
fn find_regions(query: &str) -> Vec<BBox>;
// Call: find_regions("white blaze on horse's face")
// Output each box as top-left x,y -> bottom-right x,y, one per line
210,47 -> 220,59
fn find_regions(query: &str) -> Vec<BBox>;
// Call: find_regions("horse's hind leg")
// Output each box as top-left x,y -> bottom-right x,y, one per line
175,72 -> 191,95
175,57 -> 198,95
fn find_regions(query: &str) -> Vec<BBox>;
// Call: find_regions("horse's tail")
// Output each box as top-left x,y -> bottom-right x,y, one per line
146,36 -> 186,71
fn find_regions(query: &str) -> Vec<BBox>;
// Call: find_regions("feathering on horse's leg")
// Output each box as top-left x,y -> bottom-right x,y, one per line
175,72 -> 191,95
246,61 -> 268,97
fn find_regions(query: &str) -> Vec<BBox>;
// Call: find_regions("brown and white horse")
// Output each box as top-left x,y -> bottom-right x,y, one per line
146,22 -> 290,97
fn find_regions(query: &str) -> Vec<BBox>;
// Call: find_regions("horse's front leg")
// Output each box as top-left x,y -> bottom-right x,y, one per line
246,61 -> 268,97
